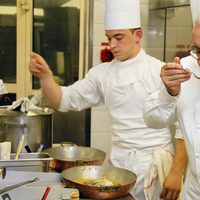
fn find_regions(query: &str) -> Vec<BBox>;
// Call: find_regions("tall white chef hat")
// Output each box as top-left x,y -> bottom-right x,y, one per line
102,0 -> 141,30
190,0 -> 200,25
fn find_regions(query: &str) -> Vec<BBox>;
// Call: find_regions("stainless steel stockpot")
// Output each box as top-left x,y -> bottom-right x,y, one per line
0,106 -> 53,153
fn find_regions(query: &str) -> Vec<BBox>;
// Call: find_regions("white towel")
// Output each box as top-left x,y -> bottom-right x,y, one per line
0,79 -> 7,95
7,97 -> 42,112
144,149 -> 174,200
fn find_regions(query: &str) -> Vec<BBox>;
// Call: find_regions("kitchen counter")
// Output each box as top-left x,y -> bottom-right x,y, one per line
0,171 -> 135,200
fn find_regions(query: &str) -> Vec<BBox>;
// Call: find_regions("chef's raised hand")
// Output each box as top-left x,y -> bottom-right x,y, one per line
29,52 -> 53,80
29,52 -> 62,109
160,57 -> 191,96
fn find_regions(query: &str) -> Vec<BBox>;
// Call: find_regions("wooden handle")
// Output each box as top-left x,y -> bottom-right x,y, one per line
15,134 -> 25,160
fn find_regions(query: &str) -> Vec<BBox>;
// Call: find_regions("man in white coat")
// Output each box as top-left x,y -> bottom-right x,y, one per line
29,0 -> 187,199
143,8 -> 200,200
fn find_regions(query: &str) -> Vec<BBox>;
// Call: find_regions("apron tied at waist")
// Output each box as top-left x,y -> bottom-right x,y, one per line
109,145 -> 154,172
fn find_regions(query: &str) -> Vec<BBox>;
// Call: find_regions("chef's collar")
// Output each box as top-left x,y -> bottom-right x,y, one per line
115,49 -> 146,66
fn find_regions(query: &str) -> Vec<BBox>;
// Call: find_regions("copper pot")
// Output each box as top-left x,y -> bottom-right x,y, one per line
61,165 -> 137,199
44,143 -> 106,172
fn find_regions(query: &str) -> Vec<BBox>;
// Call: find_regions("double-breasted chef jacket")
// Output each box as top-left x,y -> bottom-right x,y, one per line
144,55 -> 200,199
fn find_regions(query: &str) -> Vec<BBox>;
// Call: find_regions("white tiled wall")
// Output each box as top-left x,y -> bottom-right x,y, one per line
90,0 -> 111,153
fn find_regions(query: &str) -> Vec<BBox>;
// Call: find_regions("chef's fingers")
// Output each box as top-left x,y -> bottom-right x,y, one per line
166,191 -> 173,200
162,56 -> 183,72
173,191 -> 180,200
29,63 -> 43,73
160,188 -> 173,200
160,189 -> 180,200
163,63 -> 185,73
30,52 -> 48,66
173,56 -> 181,64
160,187 -> 168,198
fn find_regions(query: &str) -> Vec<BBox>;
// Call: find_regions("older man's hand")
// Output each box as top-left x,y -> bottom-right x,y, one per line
160,57 -> 191,96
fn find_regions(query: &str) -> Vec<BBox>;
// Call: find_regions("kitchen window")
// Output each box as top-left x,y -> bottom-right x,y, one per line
0,0 -> 93,146
0,0 -> 91,99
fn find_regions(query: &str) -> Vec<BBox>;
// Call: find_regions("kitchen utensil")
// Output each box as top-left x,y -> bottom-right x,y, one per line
61,165 -> 137,199
0,177 -> 39,195
37,144 -> 44,153
0,106 -> 53,153
41,186 -> 51,200
2,193 -> 11,200
14,134 -> 25,160
24,145 -> 32,153
44,143 -> 106,173
0,167 -> 6,179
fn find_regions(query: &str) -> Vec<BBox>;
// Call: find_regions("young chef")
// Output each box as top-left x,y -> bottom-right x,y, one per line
29,0 -> 187,199
0,79 -> 7,99
143,3 -> 200,200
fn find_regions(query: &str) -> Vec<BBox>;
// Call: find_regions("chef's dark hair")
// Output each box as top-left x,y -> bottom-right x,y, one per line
130,28 -> 141,34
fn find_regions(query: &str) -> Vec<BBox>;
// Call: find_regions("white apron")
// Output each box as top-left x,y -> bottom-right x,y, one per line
104,66 -> 174,200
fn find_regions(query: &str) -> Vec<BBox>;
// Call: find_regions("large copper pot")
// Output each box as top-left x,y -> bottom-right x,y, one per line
61,165 -> 137,199
44,143 -> 106,172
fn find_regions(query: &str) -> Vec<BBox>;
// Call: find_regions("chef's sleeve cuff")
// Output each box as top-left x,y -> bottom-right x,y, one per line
158,86 -> 179,105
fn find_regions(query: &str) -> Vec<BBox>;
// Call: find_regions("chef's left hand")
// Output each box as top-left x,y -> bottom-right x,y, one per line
160,170 -> 182,200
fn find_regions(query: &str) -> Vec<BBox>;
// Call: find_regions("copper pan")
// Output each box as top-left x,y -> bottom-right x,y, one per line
61,165 -> 137,199
44,143 -> 106,172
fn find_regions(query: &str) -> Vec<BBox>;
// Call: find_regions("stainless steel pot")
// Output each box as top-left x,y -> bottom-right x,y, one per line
61,165 -> 137,199
44,143 -> 106,172
0,106 -> 53,153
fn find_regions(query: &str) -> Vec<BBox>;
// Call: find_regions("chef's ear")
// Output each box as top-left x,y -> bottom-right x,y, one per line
133,28 -> 143,41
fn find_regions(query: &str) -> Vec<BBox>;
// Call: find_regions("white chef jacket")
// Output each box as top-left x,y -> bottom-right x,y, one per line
143,55 -> 200,199
58,49 -> 176,200
0,79 -> 7,95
